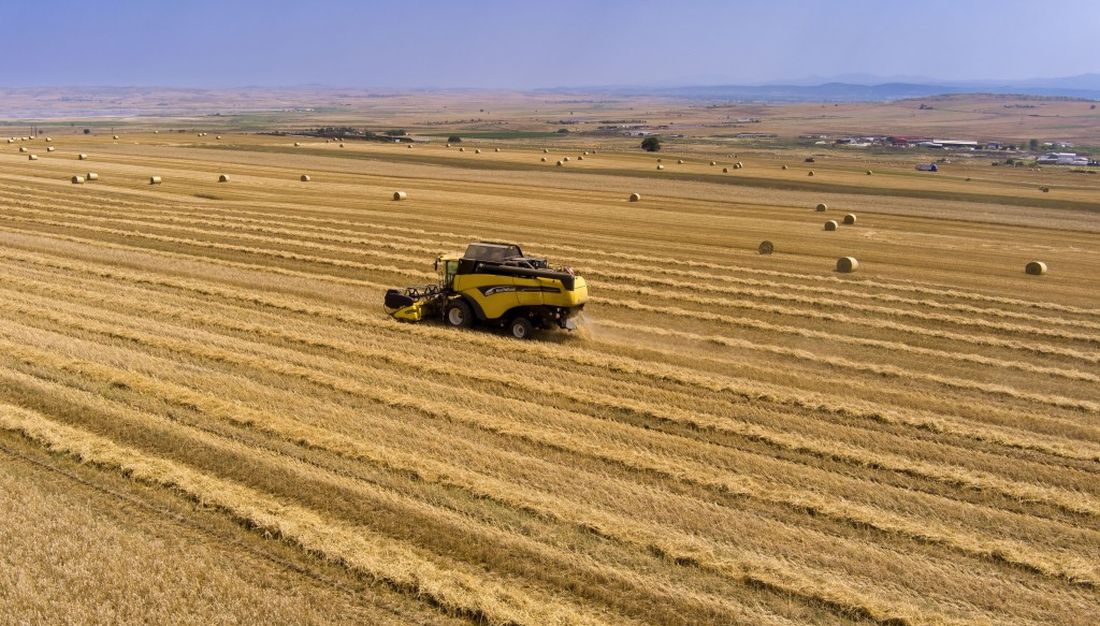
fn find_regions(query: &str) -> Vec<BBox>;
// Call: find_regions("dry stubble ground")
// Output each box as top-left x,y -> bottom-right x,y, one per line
0,129 -> 1098,625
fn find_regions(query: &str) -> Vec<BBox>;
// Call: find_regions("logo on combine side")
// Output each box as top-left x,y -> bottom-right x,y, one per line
478,285 -> 562,296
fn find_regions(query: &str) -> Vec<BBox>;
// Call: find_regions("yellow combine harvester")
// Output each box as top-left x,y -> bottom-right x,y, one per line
384,242 -> 588,339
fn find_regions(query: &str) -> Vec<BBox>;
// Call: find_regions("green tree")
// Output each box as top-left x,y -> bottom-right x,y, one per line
641,136 -> 661,152
1028,138 -> 1040,151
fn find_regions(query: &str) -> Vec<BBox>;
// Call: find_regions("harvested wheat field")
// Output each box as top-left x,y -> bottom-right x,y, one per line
1,130 -> 1099,626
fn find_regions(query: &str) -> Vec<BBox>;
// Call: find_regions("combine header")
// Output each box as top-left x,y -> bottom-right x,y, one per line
385,242 -> 588,339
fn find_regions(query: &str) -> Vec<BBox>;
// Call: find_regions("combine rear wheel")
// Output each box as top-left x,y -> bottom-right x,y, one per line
509,316 -> 534,340
445,301 -> 473,328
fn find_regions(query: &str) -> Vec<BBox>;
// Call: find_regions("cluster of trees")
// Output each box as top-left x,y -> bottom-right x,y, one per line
305,127 -> 409,141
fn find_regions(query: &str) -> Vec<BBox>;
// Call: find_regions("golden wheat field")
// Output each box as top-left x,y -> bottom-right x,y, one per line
1,125 -> 1099,625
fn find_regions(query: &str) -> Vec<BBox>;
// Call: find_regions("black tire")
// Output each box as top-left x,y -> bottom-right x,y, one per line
509,316 -> 534,340
444,300 -> 473,328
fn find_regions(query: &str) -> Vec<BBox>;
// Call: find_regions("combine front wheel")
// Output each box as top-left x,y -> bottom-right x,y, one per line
445,301 -> 473,328
509,317 -> 534,340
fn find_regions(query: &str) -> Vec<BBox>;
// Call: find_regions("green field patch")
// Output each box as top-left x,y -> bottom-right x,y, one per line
420,131 -> 563,139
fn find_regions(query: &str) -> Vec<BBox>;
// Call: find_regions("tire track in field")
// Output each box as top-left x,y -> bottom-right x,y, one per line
4,325 -> 1095,616
0,374 -> 974,626
2,222 -> 1094,385
6,283 -> 1096,521
3,211 -> 1097,361
4,305 -> 1098,587
0,366 -> 757,626
7,261 -> 1099,504
589,318 -> 1098,411
7,199 -> 1099,337
8,258 -> 1100,508
1,245 -> 1096,464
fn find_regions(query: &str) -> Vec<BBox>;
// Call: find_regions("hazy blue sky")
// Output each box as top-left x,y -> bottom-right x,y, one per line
2,0 -> 1096,88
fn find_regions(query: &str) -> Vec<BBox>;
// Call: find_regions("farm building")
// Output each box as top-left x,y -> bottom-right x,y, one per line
1036,152 -> 1089,166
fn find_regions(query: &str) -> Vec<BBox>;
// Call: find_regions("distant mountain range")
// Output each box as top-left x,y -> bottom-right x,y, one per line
544,74 -> 1100,102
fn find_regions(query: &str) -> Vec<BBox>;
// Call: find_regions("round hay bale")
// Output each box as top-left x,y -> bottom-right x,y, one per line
677,159 -> 684,164
5,139 -> 11,144
294,142 -> 301,147
86,172 -> 99,181
407,144 -> 413,149
866,169 -> 873,175
629,192 -> 641,202
154,130 -> 159,134
218,174 -> 230,183
710,161 -> 716,166
459,147 -> 465,152
722,167 -> 729,173
577,155 -> 584,160
446,143 -> 451,148
781,165 -> 788,170
45,137 -> 52,142
836,257 -> 859,273
28,154 -> 38,160
475,148 -> 481,154
1025,261 -> 1047,275
965,177 -> 972,181
657,158 -> 662,163
300,174 -> 311,182
392,191 -> 407,201
807,170 -> 815,176
339,143 -> 345,148
583,151 -> 589,155
1039,186 -> 1050,193
556,160 -> 564,167
543,148 -> 549,153
495,147 -> 500,152
815,203 -> 828,212
591,149 -> 597,154
563,156 -> 569,162
758,241 -> 774,255
19,147 -> 27,153
46,146 -> 55,152
736,161 -> 743,168
656,164 -> 664,170
824,220 -> 839,231
71,175 -> 85,184
78,153 -> 87,160
216,135 -> 222,140
149,176 -> 162,185
843,213 -> 857,225
540,156 -> 547,162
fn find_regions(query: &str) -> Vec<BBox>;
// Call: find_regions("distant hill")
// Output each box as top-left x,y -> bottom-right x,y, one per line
544,74 -> 1100,102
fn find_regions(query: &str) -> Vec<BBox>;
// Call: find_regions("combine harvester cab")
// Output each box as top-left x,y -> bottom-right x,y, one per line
385,242 -> 587,339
